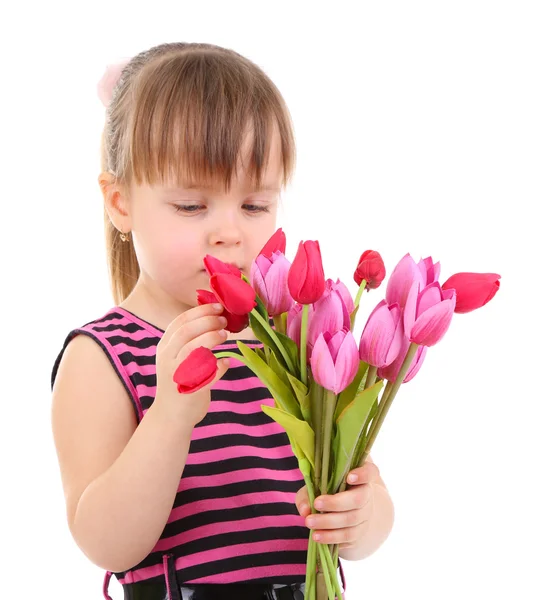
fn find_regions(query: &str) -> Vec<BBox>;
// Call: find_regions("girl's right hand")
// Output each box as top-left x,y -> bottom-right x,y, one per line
154,303 -> 230,428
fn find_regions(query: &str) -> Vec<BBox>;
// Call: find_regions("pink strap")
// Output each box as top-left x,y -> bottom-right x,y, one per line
102,571 -> 113,600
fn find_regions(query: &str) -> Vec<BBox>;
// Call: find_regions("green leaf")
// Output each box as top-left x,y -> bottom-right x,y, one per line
253,292 -> 269,321
335,361 -> 369,420
274,330 -> 300,376
286,371 -> 311,423
268,348 -> 292,386
253,347 -> 268,364
248,313 -> 299,378
330,379 -> 384,494
260,404 -> 315,470
249,312 -> 278,355
236,341 -> 302,419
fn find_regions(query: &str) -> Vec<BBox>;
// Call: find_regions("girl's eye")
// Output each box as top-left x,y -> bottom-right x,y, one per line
243,204 -> 270,214
173,204 -> 204,213
173,204 -> 270,214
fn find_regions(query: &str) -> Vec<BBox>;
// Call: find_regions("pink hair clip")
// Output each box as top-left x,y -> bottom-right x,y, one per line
97,57 -> 131,107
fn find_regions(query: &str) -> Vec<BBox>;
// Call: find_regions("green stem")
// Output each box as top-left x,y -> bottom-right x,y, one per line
359,342 -> 419,464
250,308 -> 295,373
354,279 -> 367,308
320,390 -> 337,496
312,384 -> 324,494
300,304 -> 310,385
214,350 -> 248,363
319,543 -> 343,600
364,364 -> 378,391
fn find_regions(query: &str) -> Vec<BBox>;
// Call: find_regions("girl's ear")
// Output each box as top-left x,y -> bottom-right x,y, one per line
98,171 -> 132,233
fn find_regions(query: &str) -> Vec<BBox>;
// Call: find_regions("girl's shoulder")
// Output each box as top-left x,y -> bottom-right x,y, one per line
51,306 -> 164,422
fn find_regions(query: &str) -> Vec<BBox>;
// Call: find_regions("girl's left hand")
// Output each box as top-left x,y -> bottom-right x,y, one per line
294,460 -> 381,549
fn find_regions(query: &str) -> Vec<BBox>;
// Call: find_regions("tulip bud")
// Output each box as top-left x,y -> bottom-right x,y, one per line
359,300 -> 402,367
251,252 -> 294,317
288,240 -> 325,305
404,282 -> 456,347
197,289 -> 249,333
441,272 -> 501,314
204,255 -> 242,278
210,273 -> 257,316
173,347 -> 218,394
311,329 -> 359,394
354,250 -> 386,290
259,227 -> 286,258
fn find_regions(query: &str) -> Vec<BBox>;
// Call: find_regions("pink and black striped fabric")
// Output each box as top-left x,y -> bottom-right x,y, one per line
51,306 -> 346,597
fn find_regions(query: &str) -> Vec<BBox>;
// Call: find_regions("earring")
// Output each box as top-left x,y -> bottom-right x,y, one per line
119,229 -> 130,242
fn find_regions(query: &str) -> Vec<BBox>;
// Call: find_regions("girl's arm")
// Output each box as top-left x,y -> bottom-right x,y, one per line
51,333 -> 194,573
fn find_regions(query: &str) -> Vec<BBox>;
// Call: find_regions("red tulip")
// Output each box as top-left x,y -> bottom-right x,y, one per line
210,273 -> 257,315
204,255 -> 242,278
197,289 -> 249,333
173,346 -> 218,394
354,250 -> 386,290
442,272 -> 501,314
259,227 -> 286,258
288,240 -> 325,304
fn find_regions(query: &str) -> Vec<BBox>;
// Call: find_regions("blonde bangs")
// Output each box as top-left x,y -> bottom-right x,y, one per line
125,51 -> 295,192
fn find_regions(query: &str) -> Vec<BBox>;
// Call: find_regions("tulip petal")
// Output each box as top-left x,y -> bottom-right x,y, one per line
442,272 -> 501,313
259,227 -> 286,258
333,331 -> 360,393
265,254 -> 294,315
359,301 -> 399,367
210,273 -> 257,315
403,281 -> 420,340
309,291 -> 345,348
417,257 -> 441,288
403,344 -> 427,383
410,297 -> 456,346
417,282 -> 444,316
311,332 -> 336,391
204,255 -> 242,278
386,254 -> 423,308
173,347 -> 218,394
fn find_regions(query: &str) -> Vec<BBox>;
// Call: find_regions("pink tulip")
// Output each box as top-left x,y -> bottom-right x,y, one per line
287,302 -> 311,348
386,254 -> 441,309
308,285 -> 351,351
329,278 -> 355,315
377,323 -> 428,383
359,300 -> 402,367
404,281 -> 456,346
441,272 -> 501,314
311,329 -> 360,394
250,251 -> 295,316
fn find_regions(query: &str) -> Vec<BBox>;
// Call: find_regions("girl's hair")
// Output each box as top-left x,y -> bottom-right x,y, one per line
100,42 -> 296,305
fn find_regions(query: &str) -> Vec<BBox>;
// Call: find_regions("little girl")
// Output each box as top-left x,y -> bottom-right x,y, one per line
50,42 -> 350,600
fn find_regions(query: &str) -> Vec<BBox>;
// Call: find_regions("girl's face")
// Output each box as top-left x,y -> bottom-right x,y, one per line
125,131 -> 282,311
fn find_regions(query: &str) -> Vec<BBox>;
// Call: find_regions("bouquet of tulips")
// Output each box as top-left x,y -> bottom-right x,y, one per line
173,229 -> 501,600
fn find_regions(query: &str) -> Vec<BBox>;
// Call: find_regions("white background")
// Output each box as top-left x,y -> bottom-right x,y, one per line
2,1 -> 538,598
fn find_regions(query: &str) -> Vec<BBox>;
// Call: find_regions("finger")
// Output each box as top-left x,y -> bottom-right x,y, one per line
166,315 -> 228,360
295,486 -> 310,517
314,484 -> 373,513
176,329 -> 229,364
160,303 -> 224,348
305,507 -> 364,532
310,522 -> 368,546
346,461 -> 380,485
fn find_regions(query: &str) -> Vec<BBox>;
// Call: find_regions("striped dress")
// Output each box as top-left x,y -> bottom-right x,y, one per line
51,306 -> 346,598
